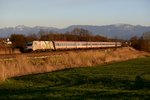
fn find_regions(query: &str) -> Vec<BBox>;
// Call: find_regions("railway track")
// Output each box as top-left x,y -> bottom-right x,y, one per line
0,48 -> 115,61
0,51 -> 67,61
0,49 -> 92,61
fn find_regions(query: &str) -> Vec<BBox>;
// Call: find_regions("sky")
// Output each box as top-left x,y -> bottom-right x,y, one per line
0,0 -> 150,28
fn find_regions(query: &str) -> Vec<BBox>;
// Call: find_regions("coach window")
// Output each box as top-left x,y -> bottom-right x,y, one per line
27,42 -> 33,46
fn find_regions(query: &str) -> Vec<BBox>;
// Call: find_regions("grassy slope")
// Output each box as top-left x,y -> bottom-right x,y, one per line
0,57 -> 150,99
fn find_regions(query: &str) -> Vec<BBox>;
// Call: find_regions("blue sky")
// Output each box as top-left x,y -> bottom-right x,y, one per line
0,0 -> 150,28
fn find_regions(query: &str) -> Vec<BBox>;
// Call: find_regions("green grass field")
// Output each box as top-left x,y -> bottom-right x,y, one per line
0,57 -> 150,100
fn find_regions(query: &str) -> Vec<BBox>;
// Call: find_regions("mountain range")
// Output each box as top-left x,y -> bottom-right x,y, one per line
0,24 -> 150,40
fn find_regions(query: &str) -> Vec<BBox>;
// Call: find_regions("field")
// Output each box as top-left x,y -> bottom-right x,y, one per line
0,47 -> 149,80
0,57 -> 150,99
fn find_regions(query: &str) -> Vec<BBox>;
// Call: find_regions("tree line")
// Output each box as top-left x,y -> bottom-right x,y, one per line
6,28 -> 150,52
130,32 -> 150,52
9,28 -> 111,51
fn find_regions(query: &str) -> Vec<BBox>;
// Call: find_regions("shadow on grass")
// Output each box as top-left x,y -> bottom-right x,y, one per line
0,86 -> 150,100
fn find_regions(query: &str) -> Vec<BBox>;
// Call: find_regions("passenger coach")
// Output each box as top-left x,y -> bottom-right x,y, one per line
24,41 -> 122,52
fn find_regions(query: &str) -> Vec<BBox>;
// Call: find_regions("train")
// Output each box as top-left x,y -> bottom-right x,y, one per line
24,41 -> 122,52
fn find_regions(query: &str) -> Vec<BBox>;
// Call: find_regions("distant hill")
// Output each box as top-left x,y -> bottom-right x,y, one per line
0,24 -> 150,39
0,25 -> 58,37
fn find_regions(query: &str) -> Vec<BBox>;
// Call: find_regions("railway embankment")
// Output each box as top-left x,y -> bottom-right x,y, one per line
0,47 -> 150,80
